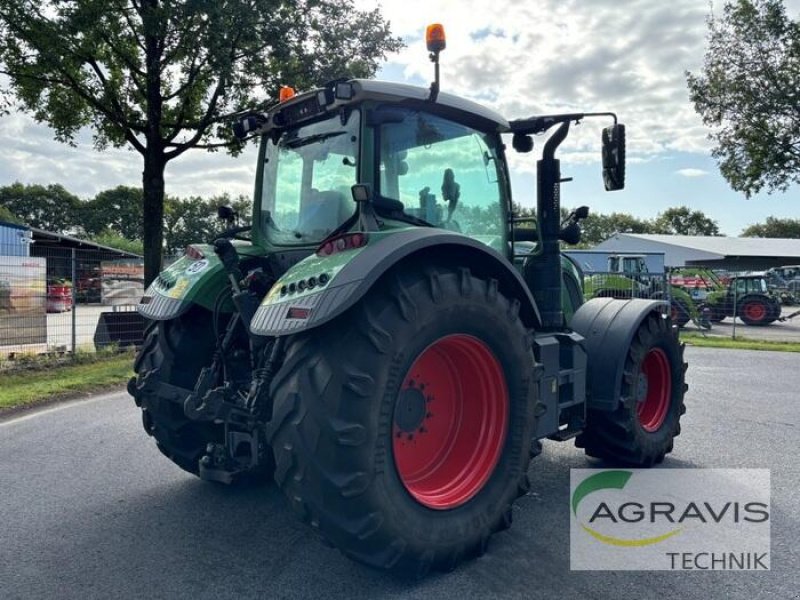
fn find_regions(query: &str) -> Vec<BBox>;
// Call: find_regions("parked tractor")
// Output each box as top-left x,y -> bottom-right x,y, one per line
694,271 -> 783,326
129,25 -> 687,574
584,253 -> 703,328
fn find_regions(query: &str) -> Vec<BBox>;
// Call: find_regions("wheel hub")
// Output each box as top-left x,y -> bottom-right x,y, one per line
394,385 -> 428,433
392,334 -> 508,510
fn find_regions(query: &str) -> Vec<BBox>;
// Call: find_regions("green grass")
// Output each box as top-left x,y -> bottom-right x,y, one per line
0,353 -> 134,410
679,332 -> 800,353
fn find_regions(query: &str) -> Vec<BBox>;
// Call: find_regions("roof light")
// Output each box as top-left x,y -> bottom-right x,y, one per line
426,24 -> 446,53
279,86 -> 296,102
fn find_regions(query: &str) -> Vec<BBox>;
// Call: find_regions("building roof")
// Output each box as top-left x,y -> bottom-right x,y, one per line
0,219 -> 29,231
595,233 -> 800,270
29,227 -> 142,258
602,234 -> 800,259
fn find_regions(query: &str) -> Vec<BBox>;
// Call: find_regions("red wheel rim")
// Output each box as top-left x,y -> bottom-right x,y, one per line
392,334 -> 508,510
636,348 -> 672,433
743,302 -> 766,321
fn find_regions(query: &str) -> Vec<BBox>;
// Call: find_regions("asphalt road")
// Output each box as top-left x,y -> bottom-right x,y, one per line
1,347 -> 797,600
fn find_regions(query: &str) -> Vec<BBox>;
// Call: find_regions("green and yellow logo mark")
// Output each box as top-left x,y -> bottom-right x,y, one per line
572,470 -> 681,547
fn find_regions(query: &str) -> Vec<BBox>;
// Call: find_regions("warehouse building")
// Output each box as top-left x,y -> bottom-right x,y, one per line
595,233 -> 800,271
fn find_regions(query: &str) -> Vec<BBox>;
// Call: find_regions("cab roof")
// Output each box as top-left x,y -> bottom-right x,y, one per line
350,79 -> 510,133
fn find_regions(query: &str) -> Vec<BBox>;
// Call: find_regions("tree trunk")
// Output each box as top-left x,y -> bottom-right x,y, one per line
142,147 -> 166,287
141,0 -> 164,288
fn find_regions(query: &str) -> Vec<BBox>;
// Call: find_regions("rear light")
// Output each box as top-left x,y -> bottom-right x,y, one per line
317,233 -> 369,257
286,307 -> 311,320
185,245 -> 205,260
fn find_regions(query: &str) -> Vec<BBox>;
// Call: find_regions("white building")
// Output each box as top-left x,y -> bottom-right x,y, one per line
595,234 -> 800,271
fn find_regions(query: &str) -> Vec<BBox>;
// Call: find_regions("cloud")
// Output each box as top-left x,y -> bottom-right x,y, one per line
676,168 -> 710,178
3,0 -> 800,201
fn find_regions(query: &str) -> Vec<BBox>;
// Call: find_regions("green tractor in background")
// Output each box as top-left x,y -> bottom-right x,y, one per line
129,26 -> 688,574
584,253 -> 705,328
685,269 -> 783,326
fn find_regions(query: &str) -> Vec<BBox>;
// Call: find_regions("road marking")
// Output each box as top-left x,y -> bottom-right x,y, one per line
0,391 -> 127,427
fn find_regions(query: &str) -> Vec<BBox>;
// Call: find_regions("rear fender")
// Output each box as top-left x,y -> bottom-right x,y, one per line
570,297 -> 667,411
250,228 -> 541,336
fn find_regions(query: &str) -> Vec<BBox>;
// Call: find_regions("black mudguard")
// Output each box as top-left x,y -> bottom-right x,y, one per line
250,228 -> 541,336
570,297 -> 667,411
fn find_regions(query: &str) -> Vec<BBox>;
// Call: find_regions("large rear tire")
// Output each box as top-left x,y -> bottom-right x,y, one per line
576,313 -> 687,466
738,297 -> 772,326
267,266 -> 537,574
130,309 -> 274,482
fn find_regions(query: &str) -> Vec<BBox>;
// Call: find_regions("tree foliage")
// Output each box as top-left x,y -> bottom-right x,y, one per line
579,212 -> 655,246
741,216 -> 800,238
0,204 -> 22,225
652,206 -> 721,236
164,193 -> 251,253
687,0 -> 800,197
0,0 -> 402,283
0,181 -> 81,231
82,185 -> 143,240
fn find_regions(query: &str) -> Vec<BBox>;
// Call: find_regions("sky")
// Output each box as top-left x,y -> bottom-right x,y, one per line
0,0 -> 799,236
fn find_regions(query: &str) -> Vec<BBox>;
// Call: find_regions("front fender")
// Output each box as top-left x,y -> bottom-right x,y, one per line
250,228 -> 541,336
570,297 -> 667,411
137,246 -> 228,321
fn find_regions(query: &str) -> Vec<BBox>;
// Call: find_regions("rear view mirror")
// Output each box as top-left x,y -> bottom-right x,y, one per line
602,124 -> 626,191
217,205 -> 237,223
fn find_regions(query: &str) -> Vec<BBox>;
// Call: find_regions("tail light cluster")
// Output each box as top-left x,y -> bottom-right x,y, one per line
317,233 -> 369,257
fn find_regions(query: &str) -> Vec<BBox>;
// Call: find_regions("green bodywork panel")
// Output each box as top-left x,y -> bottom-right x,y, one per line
583,273 -> 645,298
261,227 -> 504,308
143,241 -> 265,314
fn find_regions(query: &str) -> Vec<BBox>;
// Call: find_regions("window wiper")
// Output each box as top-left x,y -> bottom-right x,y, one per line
283,131 -> 346,149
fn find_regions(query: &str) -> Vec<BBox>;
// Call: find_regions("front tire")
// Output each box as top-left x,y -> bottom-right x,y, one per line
576,313 -> 687,466
267,266 -> 536,573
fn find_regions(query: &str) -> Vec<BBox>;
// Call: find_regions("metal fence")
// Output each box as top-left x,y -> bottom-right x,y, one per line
4,248 -> 800,364
0,245 -> 145,363
585,269 -> 800,342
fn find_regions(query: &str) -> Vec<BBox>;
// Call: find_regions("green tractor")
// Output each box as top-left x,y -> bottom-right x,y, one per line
129,28 -> 687,574
694,271 -> 783,326
584,253 -> 703,328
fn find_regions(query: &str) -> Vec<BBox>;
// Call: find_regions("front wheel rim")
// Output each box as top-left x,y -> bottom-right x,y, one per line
392,334 -> 508,510
637,348 -> 672,433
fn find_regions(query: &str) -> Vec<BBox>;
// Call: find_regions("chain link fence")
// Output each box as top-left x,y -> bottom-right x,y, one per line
4,244 -> 800,364
584,268 -> 800,342
0,244 -> 146,364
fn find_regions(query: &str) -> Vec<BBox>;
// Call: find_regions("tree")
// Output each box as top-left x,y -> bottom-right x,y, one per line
741,216 -> 800,237
89,230 -> 144,255
0,181 -> 81,231
0,204 -> 21,224
687,0 -> 800,197
0,1 -> 402,284
82,185 -> 143,240
579,212 -> 654,246
652,206 -> 721,236
163,193 -> 251,253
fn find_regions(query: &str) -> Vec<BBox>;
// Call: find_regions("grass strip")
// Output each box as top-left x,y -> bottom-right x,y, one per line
0,353 -> 134,410
680,332 -> 800,353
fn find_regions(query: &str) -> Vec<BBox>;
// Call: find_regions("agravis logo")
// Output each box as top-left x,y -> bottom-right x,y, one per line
570,469 -> 771,571
571,470 -> 682,547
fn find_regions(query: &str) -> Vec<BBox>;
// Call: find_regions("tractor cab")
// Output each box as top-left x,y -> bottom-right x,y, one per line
239,78 -> 514,259
608,254 -> 649,276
